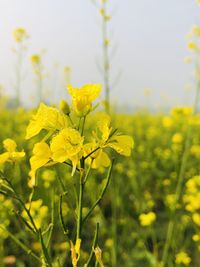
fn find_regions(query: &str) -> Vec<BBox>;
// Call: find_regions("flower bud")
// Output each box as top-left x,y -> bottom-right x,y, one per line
60,99 -> 70,115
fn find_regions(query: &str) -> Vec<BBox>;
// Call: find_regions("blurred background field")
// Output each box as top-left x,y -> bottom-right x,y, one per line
1,1 -> 200,267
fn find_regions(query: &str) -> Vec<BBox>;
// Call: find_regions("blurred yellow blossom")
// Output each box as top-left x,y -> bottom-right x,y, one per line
162,116 -> 173,128
192,234 -> 200,242
172,133 -> 183,144
187,41 -> 198,50
13,27 -> 28,42
171,107 -> 193,117
192,213 -> 200,226
192,25 -> 200,36
175,251 -> 191,265
30,54 -> 41,64
139,212 -> 156,226
0,139 -> 25,165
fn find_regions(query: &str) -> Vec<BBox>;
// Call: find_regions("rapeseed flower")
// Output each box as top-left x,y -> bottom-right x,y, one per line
184,176 -> 200,212
175,251 -> 191,265
139,212 -> 156,226
0,139 -> 25,165
26,103 -> 68,139
171,107 -> 193,117
13,27 -> 28,42
172,133 -> 183,144
192,234 -> 200,242
70,239 -> 81,267
30,54 -> 41,65
187,41 -> 198,51
84,143 -> 110,169
192,25 -> 200,36
84,113 -> 133,168
51,128 -> 84,175
68,84 -> 101,117
29,142 -> 52,187
192,213 -> 200,226
96,113 -> 134,156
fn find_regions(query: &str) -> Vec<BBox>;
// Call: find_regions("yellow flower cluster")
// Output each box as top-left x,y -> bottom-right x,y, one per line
30,54 -> 41,65
26,84 -> 134,187
171,107 -> 193,117
175,251 -> 191,265
0,139 -> 25,165
13,27 -> 28,43
183,175 -> 200,213
139,211 -> 156,226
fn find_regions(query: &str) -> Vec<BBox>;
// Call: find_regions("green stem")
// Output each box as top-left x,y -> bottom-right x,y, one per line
111,173 -> 117,267
76,163 -> 84,240
46,190 -> 55,247
0,240 -> 4,266
81,116 -> 86,136
38,229 -> 53,267
85,223 -> 99,266
102,1 -> 110,113
83,159 -> 114,224
59,193 -> 69,236
0,226 -> 41,263
15,42 -> 23,107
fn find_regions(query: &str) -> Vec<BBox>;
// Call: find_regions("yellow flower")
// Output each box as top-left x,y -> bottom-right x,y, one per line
97,113 -> 134,156
70,239 -> 81,267
172,133 -> 183,144
84,113 -> 133,168
187,41 -> 198,50
171,107 -> 193,117
68,84 -> 101,117
0,139 -> 25,165
184,176 -> 200,212
139,212 -> 156,226
51,128 -> 84,175
162,116 -> 173,128
94,246 -> 105,267
30,54 -> 41,64
13,27 -> 28,42
41,169 -> 56,188
192,25 -> 200,36
26,103 -> 68,139
175,251 -> 191,265
192,213 -> 200,226
192,234 -> 200,242
29,142 -> 52,187
106,135 -> 134,156
191,145 -> 200,158
84,143 -> 110,169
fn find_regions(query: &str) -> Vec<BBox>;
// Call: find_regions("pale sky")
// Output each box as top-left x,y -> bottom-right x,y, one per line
0,0 -> 199,109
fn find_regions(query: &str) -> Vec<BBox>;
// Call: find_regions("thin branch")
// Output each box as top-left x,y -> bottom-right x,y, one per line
83,159 -> 114,223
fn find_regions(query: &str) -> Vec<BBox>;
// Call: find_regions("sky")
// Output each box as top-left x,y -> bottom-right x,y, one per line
0,0 -> 199,109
